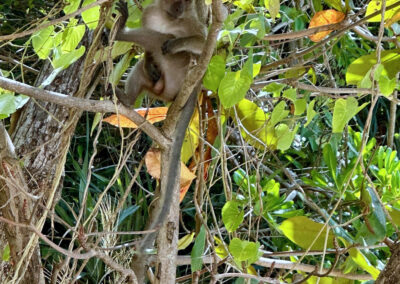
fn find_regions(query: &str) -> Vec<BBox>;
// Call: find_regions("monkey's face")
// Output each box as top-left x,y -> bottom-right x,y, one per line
163,0 -> 192,19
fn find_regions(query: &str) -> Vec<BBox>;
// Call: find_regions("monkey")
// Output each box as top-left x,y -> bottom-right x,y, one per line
114,0 -> 207,106
111,1 -> 209,280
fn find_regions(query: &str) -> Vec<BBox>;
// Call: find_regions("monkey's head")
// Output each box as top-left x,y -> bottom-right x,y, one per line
161,0 -> 193,19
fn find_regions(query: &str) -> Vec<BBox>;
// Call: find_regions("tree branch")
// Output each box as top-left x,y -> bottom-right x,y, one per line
0,76 -> 170,148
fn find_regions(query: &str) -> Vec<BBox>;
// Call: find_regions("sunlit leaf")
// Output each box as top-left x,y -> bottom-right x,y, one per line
203,55 -> 226,92
346,49 -> 400,86
308,10 -> 345,42
366,0 -> 399,22
229,238 -> 262,266
82,0 -> 100,29
178,232 -> 195,250
264,0 -> 280,20
222,201 -> 244,232
31,25 -> 55,59
2,244 -> 10,262
52,46 -> 86,70
280,216 -> 335,250
332,97 -> 368,133
348,248 -> 380,279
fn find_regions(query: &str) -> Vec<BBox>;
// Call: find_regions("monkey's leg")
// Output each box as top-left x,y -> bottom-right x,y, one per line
118,60 -> 152,106
144,52 -> 165,94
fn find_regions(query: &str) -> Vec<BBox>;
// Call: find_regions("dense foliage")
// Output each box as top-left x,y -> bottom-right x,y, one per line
1,0 -> 400,283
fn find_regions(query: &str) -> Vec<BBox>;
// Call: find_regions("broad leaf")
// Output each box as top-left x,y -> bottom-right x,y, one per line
332,97 -> 367,133
82,0 -> 100,29
280,216 -> 335,250
229,238 -> 262,266
222,201 -> 244,232
203,55 -> 226,92
348,248 -> 380,279
346,49 -> 400,86
31,25 -> 55,59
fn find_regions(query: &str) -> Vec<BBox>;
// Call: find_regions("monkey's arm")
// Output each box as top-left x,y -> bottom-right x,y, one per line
161,35 -> 205,55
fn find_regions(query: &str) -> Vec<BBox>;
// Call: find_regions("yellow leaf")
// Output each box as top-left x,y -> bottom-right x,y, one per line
214,236 -> 229,259
279,216 -> 335,250
181,107 -> 200,163
366,0 -> 399,23
178,232 -> 195,250
308,10 -> 345,42
103,107 -> 168,128
348,248 -> 380,279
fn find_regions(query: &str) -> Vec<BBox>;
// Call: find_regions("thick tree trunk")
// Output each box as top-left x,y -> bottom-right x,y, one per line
0,29 -> 99,282
376,243 -> 400,284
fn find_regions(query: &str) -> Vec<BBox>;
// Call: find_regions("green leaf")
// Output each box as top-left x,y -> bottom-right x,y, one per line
229,238 -> 262,266
363,187 -> 386,241
346,49 -> 400,86
294,98 -> 306,115
91,112 -> 102,136
269,101 -> 289,127
61,20 -> 85,53
276,123 -> 299,151
219,71 -> 252,108
109,53 -> 134,85
0,93 -> 17,115
203,55 -> 226,92
112,41 -> 134,58
282,88 -> 296,101
191,225 -> 206,272
264,0 -> 280,20
31,25 -> 55,59
64,0 -> 80,14
332,97 -> 367,133
378,75 -> 397,96
222,201 -> 244,232
348,248 -> 380,279
2,244 -> 10,262
280,216 -> 335,250
82,0 -> 100,30
305,100 -> 317,127
264,82 -> 285,97
323,144 -> 337,183
52,46 -> 86,70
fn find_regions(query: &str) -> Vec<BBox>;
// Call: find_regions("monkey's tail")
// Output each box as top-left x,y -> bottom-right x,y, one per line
139,85 -> 200,254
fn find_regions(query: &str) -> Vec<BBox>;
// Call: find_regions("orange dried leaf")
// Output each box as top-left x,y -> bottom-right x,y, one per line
308,9 -> 345,42
103,114 -> 138,128
103,107 -> 168,128
145,149 -> 196,202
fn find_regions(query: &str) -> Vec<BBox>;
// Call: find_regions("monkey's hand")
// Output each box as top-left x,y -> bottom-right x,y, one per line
161,39 -> 174,55
116,0 -> 128,30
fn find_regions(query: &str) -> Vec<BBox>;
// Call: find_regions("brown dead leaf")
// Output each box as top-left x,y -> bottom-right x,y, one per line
103,107 -> 168,128
308,9 -> 345,42
144,149 -> 196,202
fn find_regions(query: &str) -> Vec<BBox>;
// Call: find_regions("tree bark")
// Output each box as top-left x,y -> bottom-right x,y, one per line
376,243 -> 400,284
0,29 -> 99,283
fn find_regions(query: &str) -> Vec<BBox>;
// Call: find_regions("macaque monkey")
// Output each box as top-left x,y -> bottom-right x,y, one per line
114,0 -> 207,106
